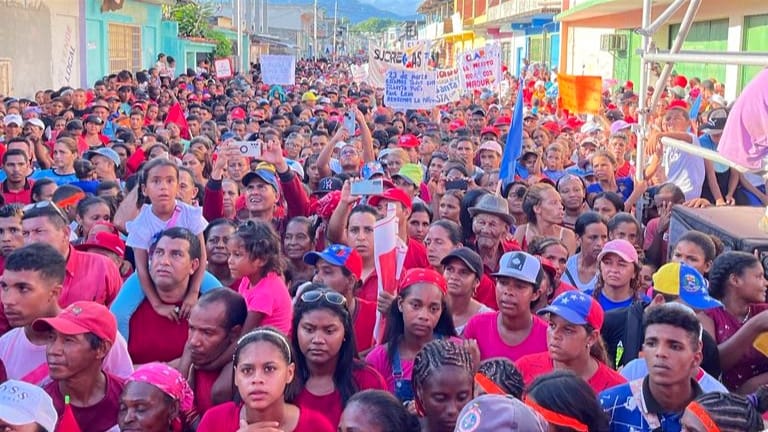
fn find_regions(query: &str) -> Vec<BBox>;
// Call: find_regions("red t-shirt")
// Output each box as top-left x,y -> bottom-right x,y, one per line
474,274 -> 498,310
353,298 -> 377,352
357,271 -> 379,303
193,367 -> 221,414
128,299 -> 189,364
197,401 -> 335,432
44,372 -> 125,432
294,365 -> 387,427
463,312 -> 548,362
1,179 -> 33,205
403,237 -> 430,270
516,351 -> 626,393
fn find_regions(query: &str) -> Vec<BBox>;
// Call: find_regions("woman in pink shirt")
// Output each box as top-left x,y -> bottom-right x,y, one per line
366,268 -> 458,402
463,251 -> 548,362
228,220 -> 292,335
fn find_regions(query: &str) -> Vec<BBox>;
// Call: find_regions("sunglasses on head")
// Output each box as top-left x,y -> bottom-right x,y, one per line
23,200 -> 69,223
300,289 -> 347,307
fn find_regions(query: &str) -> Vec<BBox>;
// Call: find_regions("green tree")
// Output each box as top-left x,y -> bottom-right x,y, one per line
166,1 -> 215,38
352,17 -> 398,34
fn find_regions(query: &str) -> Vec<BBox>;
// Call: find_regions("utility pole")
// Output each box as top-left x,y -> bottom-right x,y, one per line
313,0 -> 318,60
236,0 -> 242,71
333,0 -> 338,59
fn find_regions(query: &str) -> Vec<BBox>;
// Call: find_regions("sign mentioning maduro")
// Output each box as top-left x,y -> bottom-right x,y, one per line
384,69 -> 437,109
458,45 -> 501,91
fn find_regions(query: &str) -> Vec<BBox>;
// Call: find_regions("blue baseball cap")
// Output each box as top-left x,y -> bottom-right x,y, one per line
303,244 -> 362,279
85,147 -> 121,168
653,262 -> 723,310
538,291 -> 605,330
242,168 -> 279,192
361,161 -> 385,180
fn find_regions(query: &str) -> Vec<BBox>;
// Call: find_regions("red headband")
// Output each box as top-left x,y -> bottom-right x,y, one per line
687,402 -> 720,432
474,372 -> 505,395
525,396 -> 588,432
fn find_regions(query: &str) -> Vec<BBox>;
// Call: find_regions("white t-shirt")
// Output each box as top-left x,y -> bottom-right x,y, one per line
126,201 -> 207,250
663,133 -> 705,201
0,327 -> 134,385
455,304 -> 494,335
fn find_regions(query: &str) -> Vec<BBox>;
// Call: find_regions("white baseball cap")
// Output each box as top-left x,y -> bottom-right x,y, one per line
3,114 -> 22,126
0,380 -> 58,432
492,251 -> 541,284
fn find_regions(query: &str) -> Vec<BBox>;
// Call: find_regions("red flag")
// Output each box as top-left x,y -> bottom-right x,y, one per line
58,395 -> 82,432
373,204 -> 405,343
164,102 -> 190,139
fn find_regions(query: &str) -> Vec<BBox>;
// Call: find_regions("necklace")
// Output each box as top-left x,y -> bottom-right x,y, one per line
741,306 -> 751,324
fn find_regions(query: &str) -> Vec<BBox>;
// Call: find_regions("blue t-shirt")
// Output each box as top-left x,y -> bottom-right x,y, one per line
699,134 -> 728,173
599,378 -> 695,432
31,169 -> 79,185
584,289 -> 650,312
543,169 -> 566,182
587,177 -> 634,201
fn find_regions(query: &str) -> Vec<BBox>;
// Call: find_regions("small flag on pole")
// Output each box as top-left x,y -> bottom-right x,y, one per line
499,79 -> 525,187
58,395 -> 82,432
372,203 -> 405,343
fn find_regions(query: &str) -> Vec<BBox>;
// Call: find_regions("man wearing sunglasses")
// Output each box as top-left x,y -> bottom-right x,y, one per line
304,244 -> 376,352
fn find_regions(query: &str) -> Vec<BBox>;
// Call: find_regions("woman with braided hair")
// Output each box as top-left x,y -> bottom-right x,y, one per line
475,357 -> 525,399
412,339 -> 475,432
681,387 -> 768,432
700,251 -> 768,393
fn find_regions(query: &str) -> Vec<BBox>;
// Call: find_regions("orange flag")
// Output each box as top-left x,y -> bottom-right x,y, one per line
558,73 -> 603,115
58,395 -> 82,432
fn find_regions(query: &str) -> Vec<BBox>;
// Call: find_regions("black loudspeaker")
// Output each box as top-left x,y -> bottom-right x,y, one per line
669,206 -> 768,273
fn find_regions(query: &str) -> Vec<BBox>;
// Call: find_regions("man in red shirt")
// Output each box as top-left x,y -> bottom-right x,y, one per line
34,301 -> 125,432
468,194 -> 521,309
21,202 -> 122,308
121,228 -> 203,364
182,288 -> 247,414
1,149 -> 33,205
305,244 -> 377,352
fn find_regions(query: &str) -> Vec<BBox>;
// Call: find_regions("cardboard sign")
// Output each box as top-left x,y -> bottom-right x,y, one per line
435,67 -> 461,105
384,69 -> 437,109
214,58 -> 233,79
458,45 -> 502,91
260,55 -> 296,85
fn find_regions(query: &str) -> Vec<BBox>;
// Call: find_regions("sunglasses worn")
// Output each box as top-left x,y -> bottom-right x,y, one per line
300,290 -> 347,306
23,200 -> 68,223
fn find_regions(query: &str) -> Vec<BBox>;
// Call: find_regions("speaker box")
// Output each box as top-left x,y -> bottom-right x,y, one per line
669,206 -> 768,255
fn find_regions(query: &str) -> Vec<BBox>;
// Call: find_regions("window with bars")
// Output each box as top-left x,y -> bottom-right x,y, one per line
108,23 -> 141,73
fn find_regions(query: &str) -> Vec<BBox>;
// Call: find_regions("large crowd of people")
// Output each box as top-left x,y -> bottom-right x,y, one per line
0,55 -> 767,432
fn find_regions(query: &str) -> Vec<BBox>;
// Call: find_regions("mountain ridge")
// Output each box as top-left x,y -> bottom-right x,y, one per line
269,0 -> 418,23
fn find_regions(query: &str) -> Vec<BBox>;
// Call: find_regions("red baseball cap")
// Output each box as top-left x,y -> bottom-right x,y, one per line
541,121 -> 560,136
230,107 -> 246,120
624,80 -> 634,90
480,126 -> 500,137
76,231 -> 126,258
398,268 -> 447,294
33,301 -> 117,344
668,99 -> 689,110
494,116 -> 511,127
368,187 -> 413,210
398,134 -> 420,148
448,119 -> 466,132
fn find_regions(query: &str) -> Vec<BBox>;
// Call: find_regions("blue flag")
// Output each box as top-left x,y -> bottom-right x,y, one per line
500,80 -> 525,185
689,92 -> 702,120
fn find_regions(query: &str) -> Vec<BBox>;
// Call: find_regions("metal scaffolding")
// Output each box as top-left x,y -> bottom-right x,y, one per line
633,0 -> 768,183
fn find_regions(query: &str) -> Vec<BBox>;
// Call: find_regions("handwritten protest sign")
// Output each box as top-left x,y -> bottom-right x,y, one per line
384,69 -> 437,109
370,41 -> 431,71
260,55 -> 296,85
435,68 -> 461,105
214,58 -> 233,79
351,63 -> 369,84
458,45 -> 501,91
557,73 -> 603,115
